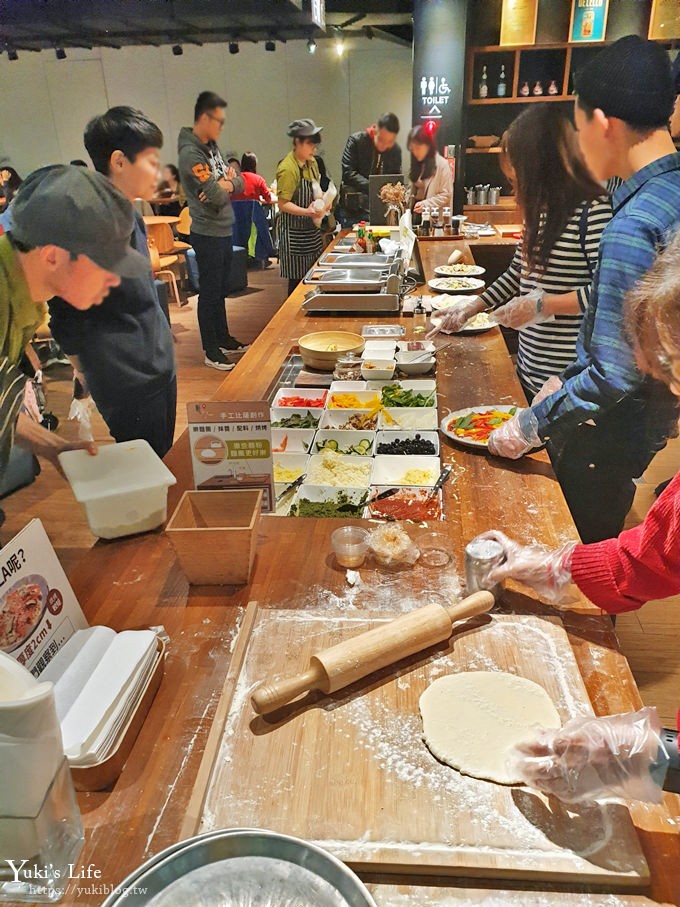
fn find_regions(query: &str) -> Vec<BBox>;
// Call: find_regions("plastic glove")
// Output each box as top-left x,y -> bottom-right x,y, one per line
426,296 -> 483,338
68,395 -> 96,443
493,289 -> 549,330
487,409 -> 541,459
533,375 -> 563,406
476,530 -> 577,604
507,707 -> 667,803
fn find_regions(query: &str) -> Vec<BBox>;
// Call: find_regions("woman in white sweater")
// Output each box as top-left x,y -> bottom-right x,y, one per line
407,126 -> 452,213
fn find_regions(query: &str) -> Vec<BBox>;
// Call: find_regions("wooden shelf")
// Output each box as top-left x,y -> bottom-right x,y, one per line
468,94 -> 574,105
465,147 -> 502,154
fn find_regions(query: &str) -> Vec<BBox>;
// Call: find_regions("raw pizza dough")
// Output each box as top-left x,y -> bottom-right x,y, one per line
419,671 -> 561,784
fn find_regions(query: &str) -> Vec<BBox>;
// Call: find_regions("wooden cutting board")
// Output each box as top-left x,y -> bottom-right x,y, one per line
188,605 -> 649,888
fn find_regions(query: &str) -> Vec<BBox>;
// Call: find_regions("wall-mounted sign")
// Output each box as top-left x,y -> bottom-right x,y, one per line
500,0 -> 538,46
417,74 -> 451,120
648,0 -> 680,40
569,0 -> 609,43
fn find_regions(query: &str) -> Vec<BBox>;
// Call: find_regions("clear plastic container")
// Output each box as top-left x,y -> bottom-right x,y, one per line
58,440 -> 177,539
331,526 -> 369,568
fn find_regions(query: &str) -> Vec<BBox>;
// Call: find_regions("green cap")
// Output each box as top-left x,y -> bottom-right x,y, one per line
11,165 -> 149,278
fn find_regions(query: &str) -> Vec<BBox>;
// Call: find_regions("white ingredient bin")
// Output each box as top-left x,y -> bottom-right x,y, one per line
58,440 -> 177,539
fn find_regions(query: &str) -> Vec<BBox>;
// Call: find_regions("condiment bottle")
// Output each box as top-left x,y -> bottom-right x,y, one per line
357,221 -> 367,251
413,300 -> 427,336
420,210 -> 431,238
464,536 -> 506,598
366,229 -> 376,255
442,206 -> 452,236
431,206 -> 442,236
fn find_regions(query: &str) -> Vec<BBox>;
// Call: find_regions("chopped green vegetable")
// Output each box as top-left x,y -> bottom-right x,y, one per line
291,491 -> 368,517
381,384 -> 435,408
272,410 -> 320,429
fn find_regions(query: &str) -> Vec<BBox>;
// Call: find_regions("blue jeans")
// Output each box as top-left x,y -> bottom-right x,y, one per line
190,232 -> 233,355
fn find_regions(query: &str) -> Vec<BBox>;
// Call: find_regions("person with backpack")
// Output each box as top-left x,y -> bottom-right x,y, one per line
430,105 -> 611,399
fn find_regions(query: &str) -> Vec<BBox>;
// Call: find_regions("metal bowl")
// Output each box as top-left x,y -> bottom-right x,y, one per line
101,828 -> 377,907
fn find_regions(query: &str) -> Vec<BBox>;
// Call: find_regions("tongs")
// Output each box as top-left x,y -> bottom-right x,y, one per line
276,474 -> 305,502
428,464 -> 452,498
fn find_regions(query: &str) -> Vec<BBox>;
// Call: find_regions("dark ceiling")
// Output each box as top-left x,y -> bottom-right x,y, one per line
0,0 -> 413,53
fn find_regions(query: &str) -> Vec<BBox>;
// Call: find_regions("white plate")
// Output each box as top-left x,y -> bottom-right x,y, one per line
379,408 -> 439,431
363,340 -> 398,353
372,455 -> 440,487
433,264 -> 485,277
428,277 -> 485,295
430,310 -> 498,335
440,405 -> 521,449
396,340 -> 435,354
271,428 -> 316,453
313,430 -> 375,456
430,294 -> 479,312
271,387 -> 328,409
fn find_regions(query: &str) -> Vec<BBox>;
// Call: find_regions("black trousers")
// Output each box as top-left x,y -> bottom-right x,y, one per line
100,377 -> 177,459
287,278 -> 299,297
548,415 -> 655,544
190,231 -> 233,355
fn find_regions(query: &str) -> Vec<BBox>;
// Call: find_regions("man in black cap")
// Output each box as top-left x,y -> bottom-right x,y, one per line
486,35 -> 680,543
339,113 -> 402,224
1,164 -> 148,477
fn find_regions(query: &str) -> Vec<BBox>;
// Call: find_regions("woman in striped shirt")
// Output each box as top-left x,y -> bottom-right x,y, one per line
431,106 -> 612,398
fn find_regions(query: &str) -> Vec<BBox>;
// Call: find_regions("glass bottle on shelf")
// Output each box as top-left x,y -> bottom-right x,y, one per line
413,300 -> 427,336
420,209 -> 432,237
479,65 -> 488,99
548,79 -> 559,96
532,81 -> 543,96
519,81 -> 530,97
497,65 -> 506,98
442,207 -> 452,236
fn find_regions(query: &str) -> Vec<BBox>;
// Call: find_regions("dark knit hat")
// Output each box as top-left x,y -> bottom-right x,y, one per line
573,35 -> 675,127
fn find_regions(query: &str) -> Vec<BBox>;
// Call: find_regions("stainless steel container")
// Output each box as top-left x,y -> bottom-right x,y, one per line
101,828 -> 377,907
475,185 -> 490,206
465,536 -> 505,597
488,187 -> 501,205
465,187 -> 476,206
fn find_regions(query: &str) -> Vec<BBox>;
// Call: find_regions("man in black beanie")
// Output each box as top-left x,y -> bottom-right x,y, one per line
487,35 -> 680,543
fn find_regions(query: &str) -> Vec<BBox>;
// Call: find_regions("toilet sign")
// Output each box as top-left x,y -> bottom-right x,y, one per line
418,75 -> 451,118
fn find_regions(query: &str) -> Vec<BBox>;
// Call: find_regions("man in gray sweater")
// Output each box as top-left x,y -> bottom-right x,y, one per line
178,91 -> 245,370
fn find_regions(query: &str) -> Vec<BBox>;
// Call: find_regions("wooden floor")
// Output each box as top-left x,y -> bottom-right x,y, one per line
3,264 -> 679,726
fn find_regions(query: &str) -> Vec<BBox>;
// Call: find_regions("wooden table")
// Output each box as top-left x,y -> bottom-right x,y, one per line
142,215 -> 180,226
40,239 -> 680,906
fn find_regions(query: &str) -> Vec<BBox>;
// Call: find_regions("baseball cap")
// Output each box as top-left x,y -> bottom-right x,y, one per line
11,165 -> 150,279
287,118 -> 323,138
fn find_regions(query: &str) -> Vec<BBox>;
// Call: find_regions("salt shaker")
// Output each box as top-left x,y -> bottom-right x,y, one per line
464,536 -> 506,598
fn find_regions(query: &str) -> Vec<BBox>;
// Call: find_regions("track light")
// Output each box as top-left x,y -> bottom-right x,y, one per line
7,47 -> 18,62
265,40 -> 276,52
55,47 -> 66,60
229,41 -> 239,54
307,38 -> 317,54
172,44 -> 183,56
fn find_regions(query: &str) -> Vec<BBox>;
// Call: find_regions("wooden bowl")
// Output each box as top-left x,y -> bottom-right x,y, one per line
298,331 -> 364,371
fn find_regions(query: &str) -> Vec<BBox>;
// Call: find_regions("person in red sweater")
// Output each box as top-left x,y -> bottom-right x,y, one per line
474,228 -> 680,800
230,152 -> 272,204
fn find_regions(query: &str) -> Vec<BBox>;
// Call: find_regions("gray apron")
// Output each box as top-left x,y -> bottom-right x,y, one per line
278,175 -> 323,280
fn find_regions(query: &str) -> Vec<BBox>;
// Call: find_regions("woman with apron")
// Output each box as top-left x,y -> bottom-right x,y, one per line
276,119 -> 324,298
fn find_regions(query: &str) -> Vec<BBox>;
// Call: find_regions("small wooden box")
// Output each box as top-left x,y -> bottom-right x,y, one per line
165,489 -> 262,585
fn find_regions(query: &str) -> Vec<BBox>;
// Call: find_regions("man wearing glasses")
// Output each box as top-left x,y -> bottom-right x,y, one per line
179,91 -> 246,370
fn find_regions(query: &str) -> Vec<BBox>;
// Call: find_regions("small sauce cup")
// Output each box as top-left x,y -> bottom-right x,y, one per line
331,526 -> 370,568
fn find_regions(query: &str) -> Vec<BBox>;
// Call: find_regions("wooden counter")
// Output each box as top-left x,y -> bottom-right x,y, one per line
40,239 -> 680,906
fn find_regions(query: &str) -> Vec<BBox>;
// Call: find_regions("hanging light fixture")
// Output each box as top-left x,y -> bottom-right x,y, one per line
335,36 -> 345,57
265,40 -> 276,52
307,38 -> 317,54
7,46 -> 18,61
172,44 -> 183,56
229,42 -> 239,54
55,47 -> 67,60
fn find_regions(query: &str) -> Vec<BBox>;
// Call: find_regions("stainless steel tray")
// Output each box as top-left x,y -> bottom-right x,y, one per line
318,252 -> 394,268
101,828 -> 376,907
303,267 -> 389,292
302,290 -> 400,313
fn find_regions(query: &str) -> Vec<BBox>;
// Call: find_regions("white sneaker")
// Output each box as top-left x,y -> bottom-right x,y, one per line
204,354 -> 234,371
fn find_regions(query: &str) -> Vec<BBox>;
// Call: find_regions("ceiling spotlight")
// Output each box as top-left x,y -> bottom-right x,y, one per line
172,44 -> 183,56
335,36 -> 345,57
307,38 -> 317,54
7,47 -> 18,62
265,40 -> 276,52
229,41 -> 239,54
55,47 -> 66,60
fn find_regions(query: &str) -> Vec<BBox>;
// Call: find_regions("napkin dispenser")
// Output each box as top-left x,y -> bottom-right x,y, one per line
0,653 -> 83,903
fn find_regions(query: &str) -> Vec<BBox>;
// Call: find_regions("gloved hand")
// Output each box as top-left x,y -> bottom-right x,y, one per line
487,408 -> 542,459
533,375 -> 563,406
493,289 -> 549,330
476,530 -> 577,604
507,707 -> 667,803
426,296 -> 484,338
68,395 -> 96,443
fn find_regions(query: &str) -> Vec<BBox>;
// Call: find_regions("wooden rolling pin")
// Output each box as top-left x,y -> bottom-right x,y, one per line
251,590 -> 494,714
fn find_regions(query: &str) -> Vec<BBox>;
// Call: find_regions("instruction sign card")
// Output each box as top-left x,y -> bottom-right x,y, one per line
187,400 -> 274,512
570,0 -> 609,42
0,519 -> 88,676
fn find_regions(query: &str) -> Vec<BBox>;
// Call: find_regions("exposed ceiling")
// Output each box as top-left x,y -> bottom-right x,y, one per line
0,0 -> 413,54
